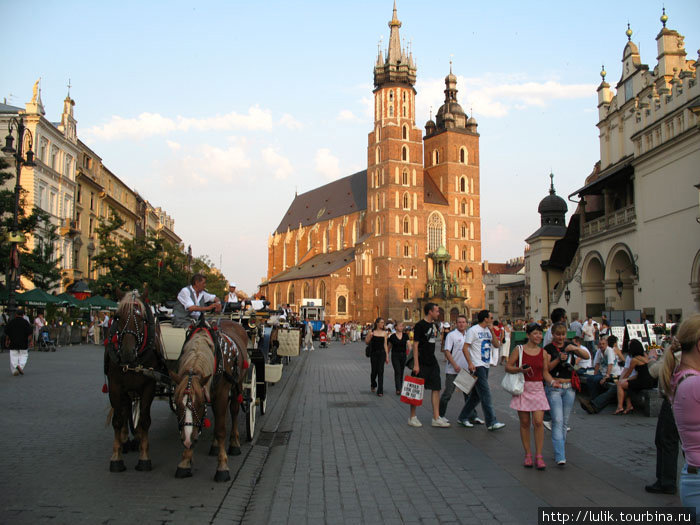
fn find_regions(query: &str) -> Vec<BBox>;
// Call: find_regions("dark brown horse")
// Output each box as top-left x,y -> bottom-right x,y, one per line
105,290 -> 166,472
169,317 -> 248,481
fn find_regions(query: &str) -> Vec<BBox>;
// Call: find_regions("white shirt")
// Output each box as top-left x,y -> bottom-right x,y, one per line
101,315 -> 110,327
177,285 -> 217,320
593,347 -> 621,377
465,324 -> 494,368
577,345 -> 593,368
226,292 -> 239,303
582,321 -> 596,341
443,329 -> 468,374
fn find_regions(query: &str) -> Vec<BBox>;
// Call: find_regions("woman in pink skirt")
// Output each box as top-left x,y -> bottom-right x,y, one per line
505,322 -> 554,470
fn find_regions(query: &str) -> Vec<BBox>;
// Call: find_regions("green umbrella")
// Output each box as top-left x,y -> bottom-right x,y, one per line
16,288 -> 62,307
82,295 -> 118,311
56,292 -> 89,310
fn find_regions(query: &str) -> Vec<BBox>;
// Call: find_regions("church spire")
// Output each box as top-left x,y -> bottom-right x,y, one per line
387,1 -> 402,64
373,2 -> 416,89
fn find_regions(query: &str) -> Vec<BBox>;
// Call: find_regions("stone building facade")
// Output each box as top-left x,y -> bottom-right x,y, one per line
261,6 -> 485,323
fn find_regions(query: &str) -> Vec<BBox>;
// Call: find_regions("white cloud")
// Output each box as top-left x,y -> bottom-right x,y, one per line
415,74 -> 596,120
337,109 -> 359,121
163,143 -> 251,186
261,147 -> 294,180
314,148 -> 342,181
84,105 -> 300,140
166,140 -> 181,151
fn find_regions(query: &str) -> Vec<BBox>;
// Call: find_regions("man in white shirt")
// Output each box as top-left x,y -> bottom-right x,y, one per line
225,282 -> 240,306
438,315 -> 482,424
456,310 -> 505,431
173,273 -> 221,327
581,316 -> 596,355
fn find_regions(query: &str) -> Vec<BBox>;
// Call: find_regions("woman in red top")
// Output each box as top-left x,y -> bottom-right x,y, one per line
505,323 -> 555,470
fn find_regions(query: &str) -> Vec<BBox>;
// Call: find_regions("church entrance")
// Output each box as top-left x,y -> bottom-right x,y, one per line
449,307 -> 459,323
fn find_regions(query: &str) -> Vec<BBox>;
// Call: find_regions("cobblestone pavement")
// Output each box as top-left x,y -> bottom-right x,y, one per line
0,343 -> 301,525
261,341 -> 681,525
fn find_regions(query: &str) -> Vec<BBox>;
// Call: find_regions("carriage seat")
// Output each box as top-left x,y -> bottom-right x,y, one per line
160,323 -> 187,362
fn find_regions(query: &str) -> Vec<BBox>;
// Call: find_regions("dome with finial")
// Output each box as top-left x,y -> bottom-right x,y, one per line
660,7 -> 668,27
625,23 -> 633,41
600,65 -> 607,80
435,64 -> 466,131
537,173 -> 568,215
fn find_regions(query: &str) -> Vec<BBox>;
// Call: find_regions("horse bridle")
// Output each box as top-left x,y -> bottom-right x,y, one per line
109,303 -> 149,365
177,370 -> 207,435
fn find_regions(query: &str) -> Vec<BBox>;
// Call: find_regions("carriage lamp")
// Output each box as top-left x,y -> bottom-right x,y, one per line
1,115 -> 35,317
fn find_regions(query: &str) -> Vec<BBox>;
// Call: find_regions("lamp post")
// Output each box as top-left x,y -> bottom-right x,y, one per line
2,115 -> 35,316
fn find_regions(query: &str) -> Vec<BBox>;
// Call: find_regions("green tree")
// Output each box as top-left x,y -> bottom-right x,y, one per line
0,156 -> 61,291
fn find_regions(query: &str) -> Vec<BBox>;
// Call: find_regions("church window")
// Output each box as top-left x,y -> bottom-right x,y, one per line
410,266 -> 417,278
318,281 -> 326,305
337,296 -> 347,314
460,177 -> 466,192
402,169 -> 409,185
274,286 -> 281,308
427,212 -> 444,252
460,199 -> 467,215
389,90 -> 394,102
458,268 -> 463,279
432,149 -> 439,165
402,146 -> 408,162
404,308 -> 410,321
389,106 -> 394,117
402,105 -> 407,117
303,282 -> 310,298
461,222 -> 467,238
375,147 -> 380,164
375,217 -> 381,236
402,125 -> 407,140
403,243 -> 410,257
402,193 -> 410,210
288,284 -> 295,305
398,265 -> 406,278
402,91 -> 406,102
403,286 -> 411,300
403,216 -> 410,234
461,247 -> 467,260
460,147 -> 467,164
375,126 -> 380,141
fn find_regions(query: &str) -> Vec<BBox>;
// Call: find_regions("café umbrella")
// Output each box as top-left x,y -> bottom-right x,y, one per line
15,288 -> 62,307
82,295 -> 118,311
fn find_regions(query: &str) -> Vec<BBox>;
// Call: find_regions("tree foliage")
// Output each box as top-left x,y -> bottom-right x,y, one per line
91,208 -> 226,304
0,156 -> 62,291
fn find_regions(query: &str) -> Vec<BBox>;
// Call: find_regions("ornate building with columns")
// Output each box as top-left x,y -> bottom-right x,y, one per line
526,11 -> 700,323
261,5 -> 485,323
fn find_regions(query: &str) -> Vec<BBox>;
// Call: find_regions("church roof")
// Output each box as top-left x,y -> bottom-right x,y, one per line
274,170 -> 367,234
424,175 -> 448,206
267,247 -> 355,284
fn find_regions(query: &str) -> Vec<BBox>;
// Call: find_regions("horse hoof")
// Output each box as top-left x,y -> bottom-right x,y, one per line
214,470 -> 231,482
135,459 -> 152,471
208,445 -> 218,457
110,460 -> 126,472
228,446 -> 241,456
175,467 -> 192,479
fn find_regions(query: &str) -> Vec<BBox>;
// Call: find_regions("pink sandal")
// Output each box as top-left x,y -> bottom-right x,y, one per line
523,454 -> 533,468
535,455 -> 546,470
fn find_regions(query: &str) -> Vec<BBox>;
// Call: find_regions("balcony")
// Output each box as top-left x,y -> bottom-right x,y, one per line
59,218 -> 80,237
582,204 -> 636,239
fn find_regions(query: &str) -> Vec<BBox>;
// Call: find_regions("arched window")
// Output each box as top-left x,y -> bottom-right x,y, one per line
403,243 -> 410,257
402,146 -> 408,162
375,216 -> 381,235
403,286 -> 411,300
432,149 -> 439,165
461,222 -> 467,238
402,125 -> 407,140
427,212 -> 445,252
303,282 -> 310,298
337,296 -> 347,314
402,193 -> 410,210
410,266 -> 417,277
457,268 -> 463,279
403,216 -> 410,234
460,147 -> 467,164
274,286 -> 281,308
318,281 -> 326,305
398,265 -> 405,277
288,284 -> 295,305
460,177 -> 466,192
402,169 -> 409,185
460,199 -> 467,215
461,247 -> 467,260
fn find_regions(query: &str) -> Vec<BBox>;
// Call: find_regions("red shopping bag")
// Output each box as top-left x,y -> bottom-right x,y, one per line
400,375 -> 425,406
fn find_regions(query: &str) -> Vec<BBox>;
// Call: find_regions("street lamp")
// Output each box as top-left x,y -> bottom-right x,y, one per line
564,285 -> 571,304
615,270 -> 624,298
2,115 -> 35,316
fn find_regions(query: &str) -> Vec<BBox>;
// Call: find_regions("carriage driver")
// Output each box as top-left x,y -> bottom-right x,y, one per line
225,282 -> 241,306
172,273 -> 222,328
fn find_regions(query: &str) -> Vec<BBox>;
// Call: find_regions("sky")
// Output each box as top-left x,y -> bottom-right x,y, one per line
3,0 -> 699,294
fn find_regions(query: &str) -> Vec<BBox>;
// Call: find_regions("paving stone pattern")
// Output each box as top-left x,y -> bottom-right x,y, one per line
264,342 -> 681,525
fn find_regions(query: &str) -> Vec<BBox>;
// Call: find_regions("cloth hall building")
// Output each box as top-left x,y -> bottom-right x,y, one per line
261,6 -> 485,323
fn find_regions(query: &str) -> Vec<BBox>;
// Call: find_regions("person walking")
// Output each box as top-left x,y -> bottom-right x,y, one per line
659,314 -> 700,517
544,322 -> 590,465
438,315 -> 470,420
389,322 -> 409,395
6,309 -> 33,375
491,320 -> 504,366
409,303 -> 449,428
500,319 -> 512,365
365,318 -> 389,396
457,309 -> 506,431
506,322 -> 552,470
303,320 -> 314,352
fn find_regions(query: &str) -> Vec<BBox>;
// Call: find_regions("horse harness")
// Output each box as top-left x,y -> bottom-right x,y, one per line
177,370 -> 207,433
186,320 -> 241,386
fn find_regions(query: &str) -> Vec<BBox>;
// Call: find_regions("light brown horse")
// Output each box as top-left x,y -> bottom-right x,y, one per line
169,317 -> 248,481
105,290 -> 165,473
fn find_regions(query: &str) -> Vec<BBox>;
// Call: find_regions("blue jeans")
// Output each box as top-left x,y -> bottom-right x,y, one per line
680,464 -> 700,522
546,384 -> 575,462
458,366 -> 496,426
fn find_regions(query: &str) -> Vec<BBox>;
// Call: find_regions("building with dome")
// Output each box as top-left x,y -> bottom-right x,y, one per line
260,5 -> 484,323
525,11 -> 700,323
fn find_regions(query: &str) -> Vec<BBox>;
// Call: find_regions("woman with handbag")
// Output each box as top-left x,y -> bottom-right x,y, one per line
505,323 -> 552,470
389,323 -> 409,395
365,317 -> 389,396
544,322 -> 591,466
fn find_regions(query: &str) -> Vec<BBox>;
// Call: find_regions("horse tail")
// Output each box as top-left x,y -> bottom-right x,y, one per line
105,407 -> 114,427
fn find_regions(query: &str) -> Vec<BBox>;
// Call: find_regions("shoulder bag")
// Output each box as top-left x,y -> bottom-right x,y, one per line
501,345 -> 525,395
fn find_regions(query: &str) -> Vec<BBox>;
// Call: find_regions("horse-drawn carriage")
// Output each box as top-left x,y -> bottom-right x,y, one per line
103,291 -> 286,481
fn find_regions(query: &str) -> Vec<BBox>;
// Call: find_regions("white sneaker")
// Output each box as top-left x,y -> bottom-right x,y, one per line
408,416 -> 422,427
432,418 -> 451,428
457,419 -> 473,428
487,422 -> 506,431
543,421 -> 552,431
566,426 -> 571,432
472,417 -> 485,425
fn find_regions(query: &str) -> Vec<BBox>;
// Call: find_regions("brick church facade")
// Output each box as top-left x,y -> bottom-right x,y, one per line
260,5 -> 485,323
